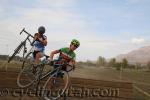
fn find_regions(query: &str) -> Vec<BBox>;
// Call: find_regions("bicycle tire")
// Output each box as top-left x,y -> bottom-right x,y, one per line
21,51 -> 33,69
17,52 -> 36,88
8,42 -> 24,63
34,64 -> 46,94
42,70 -> 69,100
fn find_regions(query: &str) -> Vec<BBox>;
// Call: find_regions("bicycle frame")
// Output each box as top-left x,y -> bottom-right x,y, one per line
20,28 -> 34,57
8,28 -> 34,63
20,37 -> 30,59
36,62 -> 73,82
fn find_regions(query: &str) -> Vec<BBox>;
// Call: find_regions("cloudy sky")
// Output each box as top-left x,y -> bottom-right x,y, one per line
0,0 -> 150,61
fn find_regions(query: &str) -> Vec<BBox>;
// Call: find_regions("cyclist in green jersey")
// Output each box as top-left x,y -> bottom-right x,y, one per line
49,39 -> 80,71
45,39 -> 80,97
50,39 -> 80,66
45,39 -> 80,99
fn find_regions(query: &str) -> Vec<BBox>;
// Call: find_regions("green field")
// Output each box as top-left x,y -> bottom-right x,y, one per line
0,60 -> 150,100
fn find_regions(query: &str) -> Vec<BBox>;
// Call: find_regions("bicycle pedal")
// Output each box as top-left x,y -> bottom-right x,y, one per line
32,69 -> 36,74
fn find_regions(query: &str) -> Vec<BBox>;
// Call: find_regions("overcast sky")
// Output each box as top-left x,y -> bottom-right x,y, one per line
0,0 -> 150,61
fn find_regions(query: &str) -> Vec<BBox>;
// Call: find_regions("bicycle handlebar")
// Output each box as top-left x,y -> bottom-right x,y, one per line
20,28 -> 34,38
19,28 -> 25,35
41,55 -> 75,72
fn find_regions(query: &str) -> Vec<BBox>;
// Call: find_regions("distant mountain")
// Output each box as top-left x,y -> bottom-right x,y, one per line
116,46 -> 150,65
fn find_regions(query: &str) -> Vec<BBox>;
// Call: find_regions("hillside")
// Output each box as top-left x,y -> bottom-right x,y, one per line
116,46 -> 150,65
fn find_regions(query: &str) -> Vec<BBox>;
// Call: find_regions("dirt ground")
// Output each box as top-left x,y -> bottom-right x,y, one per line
0,61 -> 150,100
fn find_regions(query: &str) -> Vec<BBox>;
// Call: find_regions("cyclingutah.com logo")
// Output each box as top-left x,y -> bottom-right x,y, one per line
0,87 -> 119,98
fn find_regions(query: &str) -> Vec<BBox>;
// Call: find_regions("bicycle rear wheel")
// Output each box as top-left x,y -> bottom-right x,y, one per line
42,70 -> 69,100
17,52 -> 36,88
21,51 -> 33,69
8,42 -> 24,63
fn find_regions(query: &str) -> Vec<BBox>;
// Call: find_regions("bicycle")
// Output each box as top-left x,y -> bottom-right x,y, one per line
17,55 -> 74,99
8,28 -> 34,69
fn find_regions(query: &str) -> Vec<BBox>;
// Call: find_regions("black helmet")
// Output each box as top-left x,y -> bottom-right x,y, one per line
38,26 -> 45,34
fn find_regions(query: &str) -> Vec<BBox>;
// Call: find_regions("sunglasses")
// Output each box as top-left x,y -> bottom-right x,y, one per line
71,43 -> 78,48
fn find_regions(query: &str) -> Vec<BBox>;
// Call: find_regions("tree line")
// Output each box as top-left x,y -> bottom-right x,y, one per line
77,56 -> 150,71
96,56 -> 150,71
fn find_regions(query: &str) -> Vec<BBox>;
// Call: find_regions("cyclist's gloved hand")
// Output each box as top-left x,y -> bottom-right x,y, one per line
47,58 -> 54,66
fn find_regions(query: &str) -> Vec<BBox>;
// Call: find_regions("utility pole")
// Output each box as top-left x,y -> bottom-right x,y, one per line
6,44 -> 8,55
5,44 -> 8,71
120,63 -> 123,80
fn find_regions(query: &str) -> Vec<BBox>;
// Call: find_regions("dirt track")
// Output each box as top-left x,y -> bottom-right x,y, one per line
0,71 -> 133,100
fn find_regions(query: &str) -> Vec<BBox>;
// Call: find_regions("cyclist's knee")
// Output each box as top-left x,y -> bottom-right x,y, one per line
36,52 -> 42,58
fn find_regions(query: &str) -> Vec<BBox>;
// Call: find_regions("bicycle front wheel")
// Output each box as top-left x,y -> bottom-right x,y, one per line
42,70 -> 69,100
17,52 -> 36,88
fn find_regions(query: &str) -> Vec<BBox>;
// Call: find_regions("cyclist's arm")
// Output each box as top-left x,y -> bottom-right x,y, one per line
31,33 -> 38,46
69,59 -> 76,70
34,33 -> 47,46
37,35 -> 47,46
40,38 -> 47,46
34,33 -> 38,41
50,50 -> 60,60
